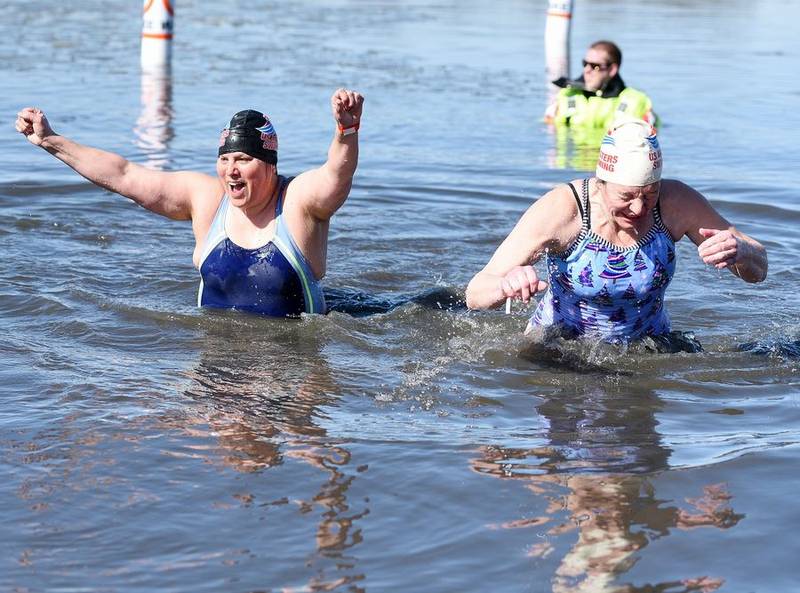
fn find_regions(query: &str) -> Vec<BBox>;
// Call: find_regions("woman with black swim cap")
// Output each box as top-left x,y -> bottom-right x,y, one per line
16,88 -> 364,317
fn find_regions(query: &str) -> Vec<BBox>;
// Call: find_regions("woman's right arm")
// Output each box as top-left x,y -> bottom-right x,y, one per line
466,185 -> 581,310
15,107 -> 217,220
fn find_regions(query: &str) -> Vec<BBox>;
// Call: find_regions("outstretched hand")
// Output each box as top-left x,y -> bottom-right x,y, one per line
697,227 -> 740,270
331,88 -> 364,129
501,265 -> 548,304
15,107 -> 55,146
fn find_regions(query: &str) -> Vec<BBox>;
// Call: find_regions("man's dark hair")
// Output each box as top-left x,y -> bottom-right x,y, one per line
590,40 -> 622,67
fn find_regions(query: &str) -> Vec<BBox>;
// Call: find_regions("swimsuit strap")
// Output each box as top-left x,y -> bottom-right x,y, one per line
581,178 -> 591,231
652,196 -> 669,233
557,179 -> 592,257
198,194 -> 230,266
274,175 -> 295,217
567,181 -> 587,228
271,176 -> 325,314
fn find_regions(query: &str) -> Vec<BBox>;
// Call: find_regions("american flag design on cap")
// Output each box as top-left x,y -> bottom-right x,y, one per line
256,118 -> 277,152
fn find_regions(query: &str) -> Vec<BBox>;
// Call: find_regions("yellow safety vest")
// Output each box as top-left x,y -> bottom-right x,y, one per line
549,86 -> 658,129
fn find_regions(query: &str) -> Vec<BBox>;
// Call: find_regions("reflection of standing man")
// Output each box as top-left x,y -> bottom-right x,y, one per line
545,40 -> 658,129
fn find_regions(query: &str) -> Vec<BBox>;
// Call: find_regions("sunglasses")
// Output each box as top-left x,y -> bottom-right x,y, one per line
582,60 -> 610,71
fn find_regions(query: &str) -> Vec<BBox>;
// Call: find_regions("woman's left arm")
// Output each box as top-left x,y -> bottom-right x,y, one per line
662,180 -> 768,283
288,88 -> 363,222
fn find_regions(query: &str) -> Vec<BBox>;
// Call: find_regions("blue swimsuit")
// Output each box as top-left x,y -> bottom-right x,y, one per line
197,176 -> 326,317
528,179 -> 676,341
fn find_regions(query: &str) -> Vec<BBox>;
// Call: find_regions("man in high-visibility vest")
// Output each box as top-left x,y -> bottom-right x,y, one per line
545,40 -> 658,129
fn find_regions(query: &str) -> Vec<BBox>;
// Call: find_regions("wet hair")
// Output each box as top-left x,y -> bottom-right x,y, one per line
218,109 -> 278,165
590,40 -> 622,66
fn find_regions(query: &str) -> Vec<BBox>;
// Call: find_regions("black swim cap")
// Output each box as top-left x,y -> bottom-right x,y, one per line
218,109 -> 278,165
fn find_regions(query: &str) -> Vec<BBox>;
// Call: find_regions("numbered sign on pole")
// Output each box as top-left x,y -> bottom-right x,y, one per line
544,0 -> 573,85
141,0 -> 175,69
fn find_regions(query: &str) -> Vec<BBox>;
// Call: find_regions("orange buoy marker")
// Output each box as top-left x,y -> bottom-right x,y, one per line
141,0 -> 174,69
544,0 -> 573,86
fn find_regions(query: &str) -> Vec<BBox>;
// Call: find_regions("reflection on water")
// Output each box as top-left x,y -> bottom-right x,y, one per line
546,124 -> 607,172
1,318 -> 371,591
472,385 -> 742,592
134,66 -> 174,170
176,319 -> 367,590
1,0 -> 799,589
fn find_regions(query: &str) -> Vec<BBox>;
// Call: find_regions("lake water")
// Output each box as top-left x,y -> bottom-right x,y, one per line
1,1 -> 799,591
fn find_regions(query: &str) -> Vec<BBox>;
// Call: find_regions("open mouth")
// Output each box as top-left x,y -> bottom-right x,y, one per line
228,181 -> 246,194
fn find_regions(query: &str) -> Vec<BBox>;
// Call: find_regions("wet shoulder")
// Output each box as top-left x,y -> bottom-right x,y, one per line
188,173 -> 224,222
657,179 -> 704,241
534,179 -> 583,216
279,174 -> 314,220
532,180 -> 584,251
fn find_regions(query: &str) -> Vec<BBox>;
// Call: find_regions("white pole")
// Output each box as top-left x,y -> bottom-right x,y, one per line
141,0 -> 174,69
544,0 -> 573,86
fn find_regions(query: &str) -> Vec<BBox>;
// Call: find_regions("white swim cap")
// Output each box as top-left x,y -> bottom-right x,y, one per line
596,119 -> 662,186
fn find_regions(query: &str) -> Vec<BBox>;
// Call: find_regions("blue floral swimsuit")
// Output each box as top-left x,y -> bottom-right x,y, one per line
527,178 -> 676,341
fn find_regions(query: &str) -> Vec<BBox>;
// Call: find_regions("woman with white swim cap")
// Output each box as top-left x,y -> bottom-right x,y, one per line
466,119 -> 768,343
